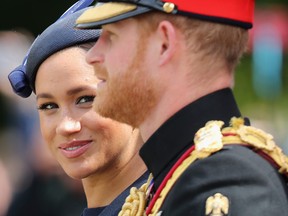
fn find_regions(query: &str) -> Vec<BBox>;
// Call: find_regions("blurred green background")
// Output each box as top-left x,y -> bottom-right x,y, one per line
233,0 -> 288,148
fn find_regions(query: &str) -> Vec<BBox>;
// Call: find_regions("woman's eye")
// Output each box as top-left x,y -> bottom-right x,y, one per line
76,95 -> 95,105
37,103 -> 58,110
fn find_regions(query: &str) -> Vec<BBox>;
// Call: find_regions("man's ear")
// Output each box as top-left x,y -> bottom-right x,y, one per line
156,21 -> 177,66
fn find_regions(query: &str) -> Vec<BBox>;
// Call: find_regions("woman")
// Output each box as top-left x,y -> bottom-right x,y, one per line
8,7 -> 148,216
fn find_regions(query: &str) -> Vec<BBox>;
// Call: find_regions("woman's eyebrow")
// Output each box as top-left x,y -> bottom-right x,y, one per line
66,86 -> 92,96
36,93 -> 53,100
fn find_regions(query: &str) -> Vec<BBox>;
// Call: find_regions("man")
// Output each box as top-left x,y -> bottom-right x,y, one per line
75,1 -> 288,215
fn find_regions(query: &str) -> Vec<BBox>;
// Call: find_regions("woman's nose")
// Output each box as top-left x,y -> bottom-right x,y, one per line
56,116 -> 81,136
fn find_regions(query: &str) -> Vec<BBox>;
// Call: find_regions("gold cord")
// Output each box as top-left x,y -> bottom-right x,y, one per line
118,174 -> 153,216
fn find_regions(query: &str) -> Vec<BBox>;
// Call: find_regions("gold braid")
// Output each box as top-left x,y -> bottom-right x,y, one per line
222,117 -> 288,175
118,174 -> 153,216
118,117 -> 288,216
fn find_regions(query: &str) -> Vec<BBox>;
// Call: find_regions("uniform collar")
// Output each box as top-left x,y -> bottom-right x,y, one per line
139,88 -> 242,188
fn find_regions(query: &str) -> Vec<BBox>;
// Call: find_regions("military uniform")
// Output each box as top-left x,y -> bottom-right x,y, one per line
138,88 -> 288,215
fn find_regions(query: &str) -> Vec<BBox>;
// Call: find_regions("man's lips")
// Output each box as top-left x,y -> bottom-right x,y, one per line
97,80 -> 106,90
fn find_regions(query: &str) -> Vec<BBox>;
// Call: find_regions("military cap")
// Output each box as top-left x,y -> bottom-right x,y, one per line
75,0 -> 254,29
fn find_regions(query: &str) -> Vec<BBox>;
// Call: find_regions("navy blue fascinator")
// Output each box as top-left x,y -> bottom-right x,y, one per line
8,0 -> 101,98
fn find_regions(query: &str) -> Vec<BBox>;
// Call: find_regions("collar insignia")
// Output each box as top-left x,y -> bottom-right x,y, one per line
205,193 -> 229,216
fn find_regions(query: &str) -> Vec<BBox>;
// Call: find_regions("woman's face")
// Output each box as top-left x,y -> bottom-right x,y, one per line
35,46 -> 134,179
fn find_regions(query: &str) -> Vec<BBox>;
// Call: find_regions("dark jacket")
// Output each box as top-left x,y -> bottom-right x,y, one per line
140,88 -> 288,216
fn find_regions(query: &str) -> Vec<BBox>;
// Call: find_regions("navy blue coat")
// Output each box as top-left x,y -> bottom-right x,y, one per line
81,172 -> 149,216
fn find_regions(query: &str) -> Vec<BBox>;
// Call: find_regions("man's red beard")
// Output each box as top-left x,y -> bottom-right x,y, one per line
93,40 -> 158,128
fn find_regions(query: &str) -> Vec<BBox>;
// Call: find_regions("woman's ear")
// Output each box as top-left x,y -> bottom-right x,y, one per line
156,21 -> 177,66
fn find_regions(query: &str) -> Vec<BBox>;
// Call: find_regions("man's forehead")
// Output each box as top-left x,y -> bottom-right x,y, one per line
101,17 -> 134,31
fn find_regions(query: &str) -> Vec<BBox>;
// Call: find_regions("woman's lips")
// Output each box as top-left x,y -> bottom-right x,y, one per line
59,140 -> 92,158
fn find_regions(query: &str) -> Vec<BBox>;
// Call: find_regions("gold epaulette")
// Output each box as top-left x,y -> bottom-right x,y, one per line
118,117 -> 288,216
193,117 -> 288,175
222,117 -> 288,175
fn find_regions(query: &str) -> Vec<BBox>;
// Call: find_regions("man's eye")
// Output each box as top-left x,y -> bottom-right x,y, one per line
102,30 -> 116,42
76,96 -> 95,104
37,103 -> 58,110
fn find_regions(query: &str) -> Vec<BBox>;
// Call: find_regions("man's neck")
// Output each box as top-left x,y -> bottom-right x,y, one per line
140,78 -> 232,142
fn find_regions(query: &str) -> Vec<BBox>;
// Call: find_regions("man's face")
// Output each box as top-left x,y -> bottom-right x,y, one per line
86,19 -> 159,127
